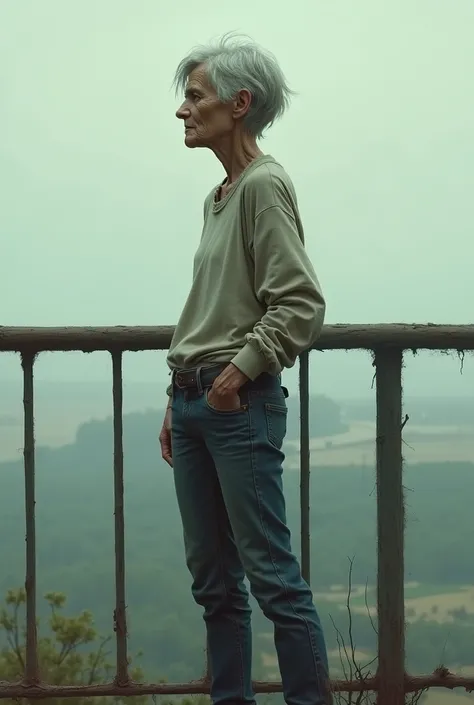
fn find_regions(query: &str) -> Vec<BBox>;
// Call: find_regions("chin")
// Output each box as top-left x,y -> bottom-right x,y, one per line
184,133 -> 207,149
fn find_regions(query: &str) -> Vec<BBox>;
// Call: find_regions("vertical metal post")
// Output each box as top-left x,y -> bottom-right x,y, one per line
21,352 -> 39,684
299,351 -> 311,585
112,351 -> 129,685
374,348 -> 405,704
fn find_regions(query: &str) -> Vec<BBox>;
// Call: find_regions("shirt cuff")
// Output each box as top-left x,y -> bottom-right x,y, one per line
231,342 -> 268,381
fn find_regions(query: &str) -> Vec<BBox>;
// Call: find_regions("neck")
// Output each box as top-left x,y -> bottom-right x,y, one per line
211,131 -> 264,185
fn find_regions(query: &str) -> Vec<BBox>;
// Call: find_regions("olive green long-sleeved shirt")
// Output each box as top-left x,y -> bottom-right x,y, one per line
167,154 -> 325,381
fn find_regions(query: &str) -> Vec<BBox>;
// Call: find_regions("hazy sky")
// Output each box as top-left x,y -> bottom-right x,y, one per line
1,0 -> 473,396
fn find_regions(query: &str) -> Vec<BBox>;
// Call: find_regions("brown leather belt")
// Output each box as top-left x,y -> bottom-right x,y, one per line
173,363 -> 229,391
172,364 -> 288,397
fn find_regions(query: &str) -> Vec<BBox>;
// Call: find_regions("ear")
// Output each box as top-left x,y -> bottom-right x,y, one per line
233,89 -> 252,120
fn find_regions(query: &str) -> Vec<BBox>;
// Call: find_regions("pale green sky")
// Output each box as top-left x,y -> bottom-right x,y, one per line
1,0 -> 473,396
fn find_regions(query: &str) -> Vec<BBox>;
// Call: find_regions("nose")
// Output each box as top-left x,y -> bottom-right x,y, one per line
176,102 -> 190,120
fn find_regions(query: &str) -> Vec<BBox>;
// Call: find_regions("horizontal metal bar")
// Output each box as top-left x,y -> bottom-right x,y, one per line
1,672 -> 474,699
374,348 -> 405,704
1,323 -> 474,352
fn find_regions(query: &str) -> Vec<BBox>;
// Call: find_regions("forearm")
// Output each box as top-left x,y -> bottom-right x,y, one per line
232,287 -> 326,379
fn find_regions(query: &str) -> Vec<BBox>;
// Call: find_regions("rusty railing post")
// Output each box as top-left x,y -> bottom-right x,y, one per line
111,351 -> 129,685
374,348 -> 405,704
299,350 -> 311,585
21,352 -> 39,685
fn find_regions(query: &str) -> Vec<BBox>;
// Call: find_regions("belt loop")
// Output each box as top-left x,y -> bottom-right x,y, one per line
196,366 -> 203,395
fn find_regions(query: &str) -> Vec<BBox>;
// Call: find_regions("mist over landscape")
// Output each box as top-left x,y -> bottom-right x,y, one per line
2,1 -> 474,704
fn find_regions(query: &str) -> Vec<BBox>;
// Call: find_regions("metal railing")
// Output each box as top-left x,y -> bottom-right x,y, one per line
1,323 -> 474,704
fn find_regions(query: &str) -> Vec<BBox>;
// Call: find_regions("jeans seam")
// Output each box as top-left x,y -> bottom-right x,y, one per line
213,484 -> 246,700
247,402 -> 325,697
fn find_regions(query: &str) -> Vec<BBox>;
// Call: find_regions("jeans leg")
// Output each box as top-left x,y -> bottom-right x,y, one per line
171,391 -> 255,705
201,388 -> 331,705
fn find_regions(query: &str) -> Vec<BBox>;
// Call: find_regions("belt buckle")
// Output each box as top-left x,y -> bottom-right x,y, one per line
176,371 -> 196,389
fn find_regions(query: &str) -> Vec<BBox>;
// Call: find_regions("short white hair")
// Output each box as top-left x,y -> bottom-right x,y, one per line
172,32 -> 295,139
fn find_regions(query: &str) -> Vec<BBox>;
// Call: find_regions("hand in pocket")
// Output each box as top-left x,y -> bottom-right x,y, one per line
207,387 -> 241,411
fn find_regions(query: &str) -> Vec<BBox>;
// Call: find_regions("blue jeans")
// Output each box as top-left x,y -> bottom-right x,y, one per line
171,368 -> 331,705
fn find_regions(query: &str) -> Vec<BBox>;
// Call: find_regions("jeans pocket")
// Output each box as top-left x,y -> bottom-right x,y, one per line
204,388 -> 246,415
264,403 -> 288,448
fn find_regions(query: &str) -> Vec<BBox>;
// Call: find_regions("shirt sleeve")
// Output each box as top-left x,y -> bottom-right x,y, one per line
231,204 -> 326,380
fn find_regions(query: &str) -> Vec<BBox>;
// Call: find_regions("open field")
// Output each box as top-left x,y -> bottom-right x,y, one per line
312,582 -> 474,624
285,420 -> 474,467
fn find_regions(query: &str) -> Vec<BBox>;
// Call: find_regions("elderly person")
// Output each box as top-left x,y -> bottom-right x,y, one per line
159,34 -> 331,705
